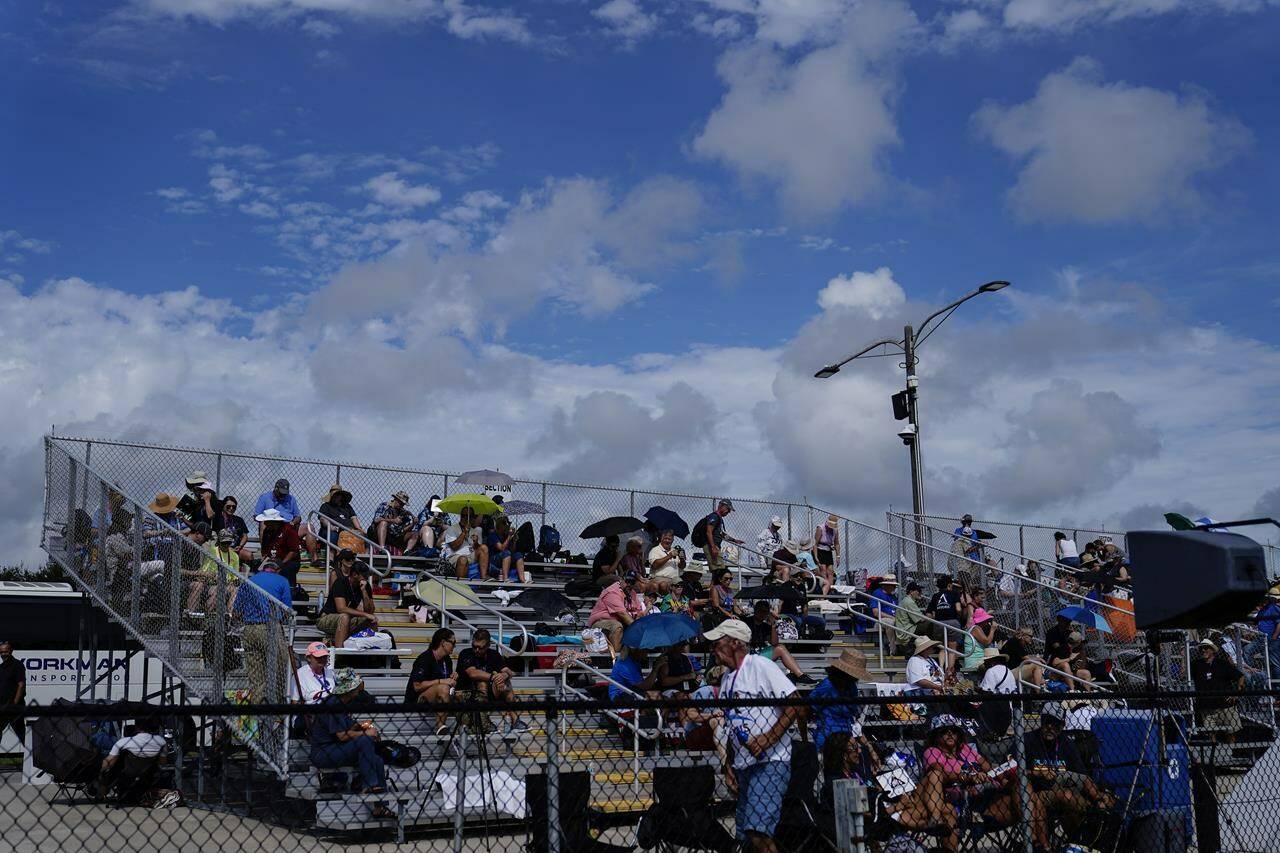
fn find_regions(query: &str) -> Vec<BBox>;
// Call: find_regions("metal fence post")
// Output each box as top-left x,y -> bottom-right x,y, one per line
453,725 -> 469,853
546,699 -> 562,853
213,561 -> 227,699
168,545 -> 182,666
629,490 -> 635,518
1011,702 -> 1035,853
215,452 -> 223,494
131,510 -> 143,625
97,480 -> 110,599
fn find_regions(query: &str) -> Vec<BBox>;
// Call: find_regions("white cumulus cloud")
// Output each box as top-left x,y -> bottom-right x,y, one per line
817,267 -> 906,318
364,172 -> 443,209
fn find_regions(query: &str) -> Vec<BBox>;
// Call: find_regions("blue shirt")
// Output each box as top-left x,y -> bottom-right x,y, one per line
309,695 -> 355,748
1258,603 -> 1280,637
809,678 -> 862,749
954,526 -> 979,543
870,588 -> 898,618
609,657 -> 643,701
253,491 -> 301,522
234,571 -> 292,623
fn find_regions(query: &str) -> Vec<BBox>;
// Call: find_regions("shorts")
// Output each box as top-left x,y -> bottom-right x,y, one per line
591,618 -> 623,637
815,548 -> 834,567
1049,770 -> 1091,794
316,613 -> 373,637
1201,706 -> 1241,732
706,551 -> 726,571
735,760 -> 790,838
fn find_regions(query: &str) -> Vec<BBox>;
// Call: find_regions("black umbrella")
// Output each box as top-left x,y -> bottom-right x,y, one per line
735,583 -> 805,606
514,588 -> 577,621
975,528 -> 998,540
643,506 -> 689,539
580,516 -> 644,539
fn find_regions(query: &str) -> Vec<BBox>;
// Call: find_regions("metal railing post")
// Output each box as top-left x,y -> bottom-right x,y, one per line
545,696 -> 562,853
1011,703 -> 1035,853
131,510 -> 143,624
168,546 -> 182,665
213,559 -> 227,699
453,725 -> 469,853
97,480 -> 110,599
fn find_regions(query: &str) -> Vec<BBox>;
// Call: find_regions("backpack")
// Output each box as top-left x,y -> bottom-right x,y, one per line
515,521 -> 536,555
538,524 -> 561,557
690,514 -> 712,548
375,739 -> 421,769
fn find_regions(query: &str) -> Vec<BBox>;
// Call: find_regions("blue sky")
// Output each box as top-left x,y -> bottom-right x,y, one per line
2,0 -> 1279,561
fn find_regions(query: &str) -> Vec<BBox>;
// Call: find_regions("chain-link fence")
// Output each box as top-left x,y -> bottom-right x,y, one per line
40,437 -> 296,776
4,688 -> 1279,852
897,513 -> 1127,569
49,435 -> 814,566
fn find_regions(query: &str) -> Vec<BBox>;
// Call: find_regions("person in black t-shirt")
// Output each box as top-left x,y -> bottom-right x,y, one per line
457,628 -> 528,734
1024,703 -> 1115,840
925,575 -> 963,655
1044,615 -> 1073,659
317,484 -> 362,546
318,551 -> 376,648
1191,639 -> 1245,743
212,496 -> 251,562
407,628 -> 456,735
0,641 -> 27,743
592,535 -> 622,588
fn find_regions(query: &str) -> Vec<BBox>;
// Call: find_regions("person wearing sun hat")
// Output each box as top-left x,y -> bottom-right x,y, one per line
317,483 -> 362,547
906,636 -> 947,695
809,649 -> 872,749
310,667 -> 392,818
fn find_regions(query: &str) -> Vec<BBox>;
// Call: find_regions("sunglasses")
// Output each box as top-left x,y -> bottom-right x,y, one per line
224,503 -> 237,510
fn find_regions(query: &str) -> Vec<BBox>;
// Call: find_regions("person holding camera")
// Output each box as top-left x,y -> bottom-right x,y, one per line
648,529 -> 686,580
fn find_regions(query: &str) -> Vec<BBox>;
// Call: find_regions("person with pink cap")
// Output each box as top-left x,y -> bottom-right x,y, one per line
962,607 -> 997,672
290,641 -> 336,706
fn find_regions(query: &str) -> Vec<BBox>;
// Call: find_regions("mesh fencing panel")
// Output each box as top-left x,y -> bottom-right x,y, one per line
5,690 -> 1276,851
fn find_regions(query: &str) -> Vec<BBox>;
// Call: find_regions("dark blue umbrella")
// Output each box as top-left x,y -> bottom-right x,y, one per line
643,506 -> 689,539
621,612 -> 701,650
1056,605 -> 1112,633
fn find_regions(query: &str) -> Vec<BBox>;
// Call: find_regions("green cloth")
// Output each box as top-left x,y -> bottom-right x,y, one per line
962,631 -> 984,671
895,595 -> 923,642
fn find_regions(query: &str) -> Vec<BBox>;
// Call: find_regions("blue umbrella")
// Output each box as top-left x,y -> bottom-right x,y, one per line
621,612 -> 701,650
643,506 -> 689,539
1056,605 -> 1112,634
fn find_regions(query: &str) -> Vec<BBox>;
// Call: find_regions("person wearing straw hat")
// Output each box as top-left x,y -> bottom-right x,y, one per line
370,490 -> 414,553
977,647 -> 1016,694
317,483 -> 362,547
808,649 -> 872,749
906,636 -> 947,695
310,668 -> 393,819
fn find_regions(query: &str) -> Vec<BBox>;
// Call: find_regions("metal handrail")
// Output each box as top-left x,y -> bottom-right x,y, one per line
417,573 -> 531,659
305,510 -> 392,581
559,658 -> 662,794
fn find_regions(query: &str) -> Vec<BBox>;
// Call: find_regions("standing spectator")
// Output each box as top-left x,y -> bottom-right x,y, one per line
407,628 -> 457,736
212,496 -> 251,563
317,484 -> 361,547
704,618 -> 798,853
587,571 -> 646,653
0,640 -> 27,745
814,514 -> 840,591
178,473 -> 221,528
457,628 -> 529,733
894,582 -> 924,647
1054,532 -> 1080,568
311,669 -> 393,819
1191,639 -> 1245,744
808,649 -> 871,749
486,516 -> 526,583
648,530 -> 686,581
257,508 -> 302,591
317,550 -> 377,648
290,641 -> 336,705
953,514 -> 979,543
591,534 -> 623,589
698,499 -> 742,572
925,574 -> 963,653
232,560 -> 291,705
370,491 -> 415,553
906,636 -> 947,695
756,516 -> 784,573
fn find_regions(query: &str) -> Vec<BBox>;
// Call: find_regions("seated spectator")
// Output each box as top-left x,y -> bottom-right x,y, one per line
659,580 -> 691,615
925,575 -> 963,655
823,730 -> 957,852
809,649 -> 870,749
1190,638 -> 1244,744
706,567 -> 737,626
440,507 -> 489,580
591,534 -> 622,589
923,715 -> 1025,838
746,600 -> 814,684
648,530 -> 686,581
180,523 -> 215,615
413,496 -> 445,557
1044,614 -> 1073,660
906,636 -> 948,695
780,571 -> 827,637
587,570 -> 646,653
651,641 -> 700,696
254,478 -> 318,561
1054,532 -> 1080,568
145,493 -> 186,541
186,528 -> 242,616
963,608 -> 996,672
406,628 -> 456,736
977,648 -> 1018,694
1046,632 -> 1092,691
681,664 -> 728,761
1000,626 -> 1047,690
317,484 -> 361,547
178,472 -> 221,528
290,641 -> 336,705
99,715 -> 167,800
894,582 -> 924,649
317,550 -> 377,648
619,536 -> 646,577
609,647 -> 660,700
457,628 -> 529,733
212,496 -> 252,563
370,490 -> 415,553
311,669 -> 392,819
869,578 -> 900,655
486,516 -> 526,583
680,564 -> 710,615
1025,703 -> 1115,844
257,508 -> 302,591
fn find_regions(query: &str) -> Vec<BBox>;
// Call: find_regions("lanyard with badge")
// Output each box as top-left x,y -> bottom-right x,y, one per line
722,668 -> 753,749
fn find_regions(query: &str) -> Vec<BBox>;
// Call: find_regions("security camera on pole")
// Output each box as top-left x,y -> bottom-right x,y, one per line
814,280 -> 1010,574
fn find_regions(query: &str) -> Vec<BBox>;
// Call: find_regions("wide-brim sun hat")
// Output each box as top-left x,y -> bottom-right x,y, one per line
255,508 -> 287,523
326,483 -> 352,502
185,470 -> 209,486
913,636 -> 941,655
333,667 -> 362,695
829,649 -> 872,681
825,514 -> 838,529
149,493 -> 178,514
971,607 -> 994,624
982,648 -> 1007,663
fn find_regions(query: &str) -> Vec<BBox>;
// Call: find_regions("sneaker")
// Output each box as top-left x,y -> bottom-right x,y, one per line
434,724 -> 450,737
509,718 -> 530,733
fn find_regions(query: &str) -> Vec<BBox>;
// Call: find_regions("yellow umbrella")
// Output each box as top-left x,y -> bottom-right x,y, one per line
436,492 -> 501,515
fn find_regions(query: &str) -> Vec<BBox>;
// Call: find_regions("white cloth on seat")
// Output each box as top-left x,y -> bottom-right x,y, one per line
436,771 -> 526,818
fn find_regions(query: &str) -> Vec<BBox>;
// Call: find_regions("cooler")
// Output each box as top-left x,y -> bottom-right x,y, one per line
1092,710 -> 1193,841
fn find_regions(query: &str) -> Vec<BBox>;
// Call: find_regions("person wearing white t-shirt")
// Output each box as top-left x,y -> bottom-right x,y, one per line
1054,532 -> 1080,568
905,636 -> 947,694
440,507 -> 488,579
977,649 -> 1018,694
703,618 -> 797,853
100,716 -> 168,791
648,529 -> 687,582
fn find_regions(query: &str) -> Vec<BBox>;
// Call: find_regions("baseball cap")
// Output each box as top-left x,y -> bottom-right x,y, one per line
718,498 -> 734,511
259,559 -> 281,572
623,570 -> 640,584
702,618 -> 751,643
306,641 -> 330,658
770,515 -> 782,528
216,528 -> 236,545
275,478 -> 290,494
